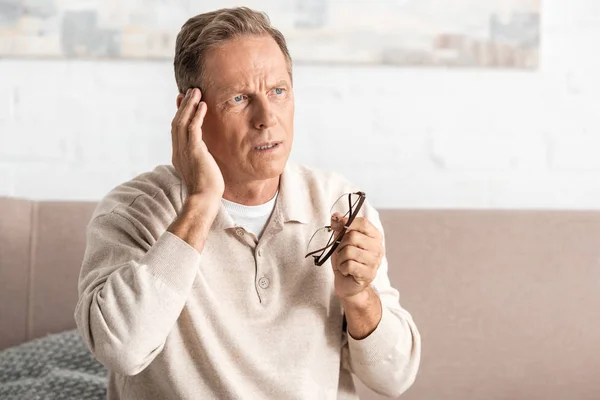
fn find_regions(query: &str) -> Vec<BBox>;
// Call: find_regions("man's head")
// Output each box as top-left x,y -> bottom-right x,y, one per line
174,7 -> 294,186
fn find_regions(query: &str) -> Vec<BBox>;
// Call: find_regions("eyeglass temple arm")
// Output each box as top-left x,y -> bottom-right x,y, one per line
304,228 -> 347,258
305,192 -> 365,259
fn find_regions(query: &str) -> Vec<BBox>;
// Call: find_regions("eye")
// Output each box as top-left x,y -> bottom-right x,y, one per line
230,94 -> 246,104
273,88 -> 285,96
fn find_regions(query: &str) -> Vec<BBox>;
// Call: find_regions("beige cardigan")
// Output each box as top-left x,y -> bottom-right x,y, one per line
74,162 -> 421,399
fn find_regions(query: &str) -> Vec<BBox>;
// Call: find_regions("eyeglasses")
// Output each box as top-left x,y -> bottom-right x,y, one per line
305,191 -> 366,266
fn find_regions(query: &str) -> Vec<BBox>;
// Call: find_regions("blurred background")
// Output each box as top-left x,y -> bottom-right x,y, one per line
0,0 -> 598,210
3,3 -> 600,399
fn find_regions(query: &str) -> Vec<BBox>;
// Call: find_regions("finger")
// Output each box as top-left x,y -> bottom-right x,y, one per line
172,89 -> 194,156
331,212 -> 348,234
171,89 -> 191,158
336,260 -> 371,284
172,88 -> 192,132
173,88 -> 197,121
188,101 -> 208,148
176,89 -> 202,150
346,217 -> 382,240
337,229 -> 381,255
336,244 -> 380,270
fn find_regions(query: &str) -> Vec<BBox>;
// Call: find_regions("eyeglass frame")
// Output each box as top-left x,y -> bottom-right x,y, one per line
305,191 -> 367,266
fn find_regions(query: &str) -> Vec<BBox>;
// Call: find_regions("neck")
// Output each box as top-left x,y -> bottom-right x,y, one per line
222,176 -> 280,206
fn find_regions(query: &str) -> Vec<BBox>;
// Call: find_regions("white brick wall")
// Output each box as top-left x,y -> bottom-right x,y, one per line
1,0 -> 599,209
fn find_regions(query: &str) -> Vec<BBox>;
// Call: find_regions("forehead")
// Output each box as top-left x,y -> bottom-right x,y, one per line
203,35 -> 290,93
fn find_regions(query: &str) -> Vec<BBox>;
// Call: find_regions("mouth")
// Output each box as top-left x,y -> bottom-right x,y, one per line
254,141 -> 282,151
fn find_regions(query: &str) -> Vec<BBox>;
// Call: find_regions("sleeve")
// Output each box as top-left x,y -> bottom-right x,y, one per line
74,211 -> 201,376
342,201 -> 422,398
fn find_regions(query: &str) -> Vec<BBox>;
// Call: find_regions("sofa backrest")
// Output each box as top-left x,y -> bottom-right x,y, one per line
1,196 -> 599,399
0,197 -> 97,350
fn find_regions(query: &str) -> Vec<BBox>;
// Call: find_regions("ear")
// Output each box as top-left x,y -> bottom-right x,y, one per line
176,93 -> 185,109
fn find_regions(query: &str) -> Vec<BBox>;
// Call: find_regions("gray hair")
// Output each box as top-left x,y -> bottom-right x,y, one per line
174,7 -> 293,94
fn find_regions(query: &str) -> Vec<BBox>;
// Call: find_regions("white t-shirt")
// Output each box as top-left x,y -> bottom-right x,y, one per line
221,192 -> 278,239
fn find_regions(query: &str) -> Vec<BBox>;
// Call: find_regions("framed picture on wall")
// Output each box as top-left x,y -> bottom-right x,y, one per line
0,0 -> 540,69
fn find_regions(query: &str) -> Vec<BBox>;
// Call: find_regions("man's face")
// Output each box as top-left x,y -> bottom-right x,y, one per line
199,35 -> 294,184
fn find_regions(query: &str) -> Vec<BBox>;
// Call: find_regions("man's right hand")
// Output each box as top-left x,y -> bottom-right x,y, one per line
171,88 -> 225,201
168,88 -> 224,251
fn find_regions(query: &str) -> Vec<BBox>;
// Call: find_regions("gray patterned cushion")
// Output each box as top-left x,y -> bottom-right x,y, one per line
0,330 -> 108,399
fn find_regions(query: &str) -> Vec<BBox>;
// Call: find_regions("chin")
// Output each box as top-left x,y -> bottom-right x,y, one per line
251,159 -> 287,180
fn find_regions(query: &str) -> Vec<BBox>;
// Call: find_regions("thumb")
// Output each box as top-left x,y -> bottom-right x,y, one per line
331,212 -> 348,234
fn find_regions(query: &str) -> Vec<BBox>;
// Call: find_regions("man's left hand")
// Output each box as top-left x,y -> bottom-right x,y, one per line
330,213 -> 384,303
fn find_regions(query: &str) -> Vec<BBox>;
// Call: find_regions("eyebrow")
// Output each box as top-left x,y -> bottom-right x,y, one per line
218,80 -> 290,97
271,80 -> 290,89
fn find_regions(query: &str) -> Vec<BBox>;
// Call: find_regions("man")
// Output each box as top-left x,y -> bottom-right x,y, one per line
75,6 -> 420,399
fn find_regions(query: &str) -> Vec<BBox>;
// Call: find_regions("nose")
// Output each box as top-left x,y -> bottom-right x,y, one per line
252,97 -> 277,130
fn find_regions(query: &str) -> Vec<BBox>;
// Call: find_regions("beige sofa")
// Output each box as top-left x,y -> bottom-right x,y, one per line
1,195 -> 599,400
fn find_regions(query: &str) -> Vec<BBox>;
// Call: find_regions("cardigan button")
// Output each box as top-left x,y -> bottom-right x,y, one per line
258,277 -> 270,289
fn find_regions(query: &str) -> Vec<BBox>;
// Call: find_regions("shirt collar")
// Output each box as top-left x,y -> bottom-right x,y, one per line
277,162 -> 311,225
180,162 -> 312,231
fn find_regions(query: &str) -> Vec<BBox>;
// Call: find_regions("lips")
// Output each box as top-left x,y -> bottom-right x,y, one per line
254,141 -> 281,150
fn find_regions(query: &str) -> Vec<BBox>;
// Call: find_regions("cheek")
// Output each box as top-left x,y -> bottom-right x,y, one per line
277,101 -> 295,126
202,108 -> 220,132
200,115 -> 219,146
200,114 -> 232,157
213,115 -> 251,155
